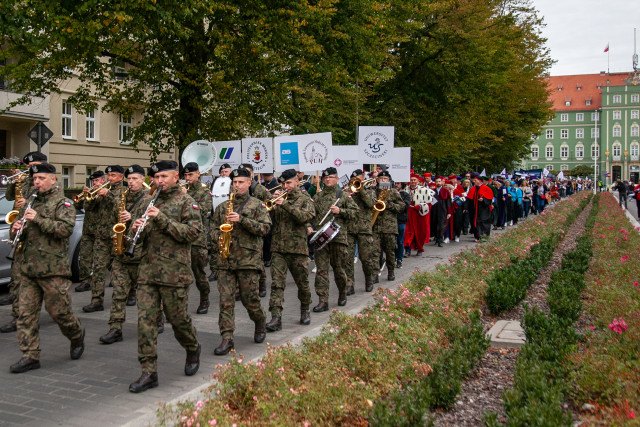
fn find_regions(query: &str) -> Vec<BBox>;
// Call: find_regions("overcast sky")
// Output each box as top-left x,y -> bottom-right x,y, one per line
532,0 -> 640,76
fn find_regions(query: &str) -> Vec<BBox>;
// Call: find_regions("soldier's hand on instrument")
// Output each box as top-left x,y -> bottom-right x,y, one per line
83,186 -> 90,192
98,187 -> 109,196
275,196 -> 285,206
132,218 -> 145,231
307,226 -> 314,236
15,199 -> 25,209
23,208 -> 37,221
180,186 -> 187,194
11,169 -> 20,175
120,210 -> 132,222
330,205 -> 340,214
145,206 -> 160,218
11,220 -> 22,233
227,212 -> 240,223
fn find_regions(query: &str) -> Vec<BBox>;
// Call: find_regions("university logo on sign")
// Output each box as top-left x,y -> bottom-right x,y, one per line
362,131 -> 390,159
219,147 -> 234,160
302,139 -> 329,165
245,140 -> 269,167
280,142 -> 299,165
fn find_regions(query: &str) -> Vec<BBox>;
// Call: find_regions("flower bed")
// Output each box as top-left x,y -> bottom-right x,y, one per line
161,192 -> 591,426
567,193 -> 640,424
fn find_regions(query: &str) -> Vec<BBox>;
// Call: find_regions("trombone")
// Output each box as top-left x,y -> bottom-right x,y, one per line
268,176 -> 310,193
0,170 -> 29,186
72,181 -> 111,203
265,191 -> 288,211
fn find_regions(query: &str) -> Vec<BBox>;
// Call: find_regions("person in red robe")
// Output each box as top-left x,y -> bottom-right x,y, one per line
448,175 -> 465,242
432,176 -> 452,247
404,174 -> 430,256
463,173 -> 494,241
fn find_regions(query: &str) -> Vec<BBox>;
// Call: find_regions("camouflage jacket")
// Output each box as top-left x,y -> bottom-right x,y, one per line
345,187 -> 376,235
211,191 -> 271,271
187,181 -> 213,248
270,188 -> 315,255
15,186 -> 75,278
6,175 -> 34,202
137,184 -> 203,287
117,187 -> 152,264
372,188 -> 404,235
84,180 -> 124,239
76,197 -> 100,237
312,184 -> 357,246
250,180 -> 270,202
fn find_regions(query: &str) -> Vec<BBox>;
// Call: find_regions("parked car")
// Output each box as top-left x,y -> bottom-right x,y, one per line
0,189 -> 84,286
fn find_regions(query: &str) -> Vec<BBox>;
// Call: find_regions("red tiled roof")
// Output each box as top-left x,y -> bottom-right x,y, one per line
546,72 -> 631,111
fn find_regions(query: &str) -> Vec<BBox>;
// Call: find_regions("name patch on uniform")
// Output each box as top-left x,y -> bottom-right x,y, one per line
192,204 -> 199,210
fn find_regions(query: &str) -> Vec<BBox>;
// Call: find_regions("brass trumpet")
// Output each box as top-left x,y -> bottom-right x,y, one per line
0,170 -> 29,186
73,182 -> 111,203
371,184 -> 391,226
265,191 -> 288,211
346,177 -> 375,193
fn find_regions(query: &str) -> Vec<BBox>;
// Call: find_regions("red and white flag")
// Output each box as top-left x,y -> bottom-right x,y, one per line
604,43 -> 609,53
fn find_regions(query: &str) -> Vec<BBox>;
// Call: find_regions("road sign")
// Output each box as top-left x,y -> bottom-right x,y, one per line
28,121 -> 53,151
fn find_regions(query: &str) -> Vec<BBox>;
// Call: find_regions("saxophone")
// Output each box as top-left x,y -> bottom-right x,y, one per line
218,188 -> 235,259
113,188 -> 128,255
5,173 -> 25,224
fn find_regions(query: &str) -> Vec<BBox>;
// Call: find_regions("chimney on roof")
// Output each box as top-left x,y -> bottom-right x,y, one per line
600,71 -> 606,76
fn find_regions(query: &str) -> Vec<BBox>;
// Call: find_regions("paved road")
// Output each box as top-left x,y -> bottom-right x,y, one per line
0,229 -> 511,427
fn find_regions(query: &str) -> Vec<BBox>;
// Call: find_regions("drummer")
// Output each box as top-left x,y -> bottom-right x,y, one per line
308,167 -> 357,312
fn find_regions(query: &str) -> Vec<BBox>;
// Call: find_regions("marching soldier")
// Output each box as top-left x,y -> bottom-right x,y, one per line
208,162 -> 232,281
0,152 -> 47,333
211,167 -> 270,355
265,169 -> 315,331
310,167 -> 357,311
344,169 -> 376,295
99,165 -> 151,344
182,162 -> 214,314
81,165 -> 125,313
372,171 -> 405,281
129,160 -> 202,393
9,163 -> 85,373
74,170 -> 106,293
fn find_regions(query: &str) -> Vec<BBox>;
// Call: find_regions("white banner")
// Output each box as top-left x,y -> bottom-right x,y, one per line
273,135 -> 300,172
297,132 -> 333,172
331,145 -> 361,178
241,137 -> 273,173
358,126 -> 395,164
387,147 -> 412,183
211,140 -> 242,170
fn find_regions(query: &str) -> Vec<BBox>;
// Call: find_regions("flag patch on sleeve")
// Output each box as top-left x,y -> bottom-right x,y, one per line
192,204 -> 199,210
261,203 -> 267,208
64,201 -> 71,207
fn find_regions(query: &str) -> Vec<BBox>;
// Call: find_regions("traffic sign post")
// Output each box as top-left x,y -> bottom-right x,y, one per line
28,121 -> 53,152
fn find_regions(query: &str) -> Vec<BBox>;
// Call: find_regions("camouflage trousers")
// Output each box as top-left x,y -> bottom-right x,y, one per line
346,232 -> 376,289
18,276 -> 83,360
137,284 -> 198,373
373,232 -> 397,275
218,269 -> 265,339
191,245 -> 209,298
108,260 -> 139,330
78,233 -> 96,283
314,241 -> 349,303
268,252 -> 311,317
89,237 -> 113,306
209,245 -> 218,274
9,261 -> 21,319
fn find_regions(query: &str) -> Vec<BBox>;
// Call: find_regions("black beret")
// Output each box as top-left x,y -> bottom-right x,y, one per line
278,169 -> 297,183
183,162 -> 199,173
90,170 -> 105,180
378,170 -> 392,179
30,163 -> 56,176
232,168 -> 251,179
125,165 -> 145,178
322,167 -> 338,178
147,167 -> 155,178
218,163 -> 231,173
377,164 -> 387,172
151,160 -> 178,173
351,169 -> 364,178
470,172 -> 481,180
105,165 -> 125,174
23,151 -> 47,164
240,163 -> 254,171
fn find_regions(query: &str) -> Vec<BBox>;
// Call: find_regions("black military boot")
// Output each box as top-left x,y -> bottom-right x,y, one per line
0,293 -> 15,306
337,292 -> 347,306
300,310 -> 311,325
214,338 -> 234,356
365,278 -> 374,292
387,272 -> 395,281
82,302 -> 104,313
126,289 -> 137,306
254,321 -> 267,343
259,281 -> 267,298
265,316 -> 282,332
346,285 -> 355,296
184,344 -> 201,376
0,318 -> 17,333
10,357 -> 40,373
312,302 -> 329,312
74,282 -> 90,292
99,328 -> 123,344
196,297 -> 209,315
129,372 -> 159,393
70,329 -> 85,360
372,274 -> 379,284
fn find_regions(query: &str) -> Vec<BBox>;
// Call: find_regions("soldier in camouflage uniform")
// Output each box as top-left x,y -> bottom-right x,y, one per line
372,171 -> 405,281
311,167 -> 357,312
9,163 -> 85,373
99,165 -> 152,344
208,163 -> 232,281
81,165 -> 125,312
264,169 -> 315,332
182,162 -> 214,314
0,151 -> 46,334
73,170 -> 105,293
211,167 -> 270,356
129,160 -> 202,393
344,169 -> 377,295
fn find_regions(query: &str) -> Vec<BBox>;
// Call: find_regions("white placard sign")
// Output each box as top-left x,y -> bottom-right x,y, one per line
387,147 -> 412,183
241,137 -> 273,173
211,140 -> 242,170
358,126 -> 395,164
273,136 -> 300,172
297,132 -> 333,172
331,145 -> 361,178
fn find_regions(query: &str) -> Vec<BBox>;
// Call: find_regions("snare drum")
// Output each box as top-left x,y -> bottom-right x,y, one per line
309,220 -> 341,251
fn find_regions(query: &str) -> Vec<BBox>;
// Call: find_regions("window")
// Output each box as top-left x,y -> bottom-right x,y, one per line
531,146 -> 539,159
586,99 -> 592,106
546,165 -> 553,171
86,167 -> 94,187
576,128 -> 584,138
576,113 -> 584,121
632,94 -> 639,103
613,95 -> 621,103
560,145 -> 569,159
613,126 -> 621,137
560,113 -> 569,122
546,129 -> 553,139
561,129 -> 568,139
591,127 -> 600,138
632,125 -> 639,137
613,110 -> 621,120
613,144 -> 621,159
632,110 -> 639,119
561,165 -> 569,171
530,165 -> 539,170
631,143 -> 639,160
86,110 -> 96,140
62,101 -> 73,138
119,114 -> 132,144
591,144 -> 599,158
62,166 -> 71,188
546,145 -> 554,159
575,144 -> 584,159
591,112 -> 599,121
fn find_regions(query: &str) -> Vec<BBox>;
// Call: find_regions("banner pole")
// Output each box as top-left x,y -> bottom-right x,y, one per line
315,170 -> 321,193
